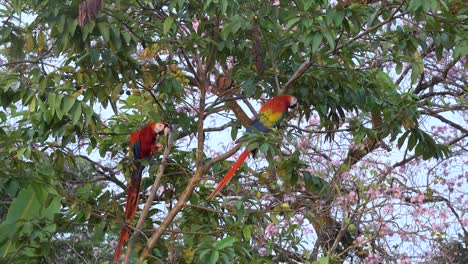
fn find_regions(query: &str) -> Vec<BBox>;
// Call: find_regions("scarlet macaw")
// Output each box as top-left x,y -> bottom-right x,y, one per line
208,94 -> 298,199
113,122 -> 170,263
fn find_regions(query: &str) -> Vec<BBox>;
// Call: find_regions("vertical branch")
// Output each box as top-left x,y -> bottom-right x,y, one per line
137,66 -> 208,263
122,131 -> 174,264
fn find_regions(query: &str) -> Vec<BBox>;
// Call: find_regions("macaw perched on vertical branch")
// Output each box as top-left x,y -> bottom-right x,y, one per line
208,95 -> 298,199
113,122 -> 170,263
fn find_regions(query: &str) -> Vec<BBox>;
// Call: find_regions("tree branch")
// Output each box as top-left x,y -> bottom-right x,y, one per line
123,131 -> 174,264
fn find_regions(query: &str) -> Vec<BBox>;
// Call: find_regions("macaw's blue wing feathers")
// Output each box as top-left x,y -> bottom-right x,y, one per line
246,119 -> 270,133
132,140 -> 141,160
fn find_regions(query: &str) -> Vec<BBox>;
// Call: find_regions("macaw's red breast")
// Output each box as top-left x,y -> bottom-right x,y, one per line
130,122 -> 169,160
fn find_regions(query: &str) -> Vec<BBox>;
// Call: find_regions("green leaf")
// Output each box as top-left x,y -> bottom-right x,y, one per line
304,0 -> 313,11
231,122 -> 238,140
312,256 -> 330,264
285,17 -> 301,31
97,22 -> 110,42
163,16 -> 175,34
209,251 -> 219,264
55,94 -> 64,119
220,0 -> 228,15
47,92 -> 56,116
70,102 -> 82,125
311,33 -> 323,53
397,130 -> 410,149
61,95 -> 76,114
323,31 -> 335,50
214,236 -> 237,250
4,185 -> 41,225
242,225 -> 252,240
57,15 -> 66,33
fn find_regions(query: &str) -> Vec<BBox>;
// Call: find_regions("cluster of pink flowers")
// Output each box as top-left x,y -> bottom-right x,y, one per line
308,118 -> 320,126
109,240 -> 118,248
410,192 -> 425,204
297,137 -> 311,149
400,254 -> 412,264
341,171 -> 352,180
265,223 -> 279,239
355,235 -> 365,244
365,252 -> 381,264
387,185 -> 402,199
294,214 -> 304,225
257,246 -> 267,256
431,223 -> 445,232
283,195 -> 296,203
367,188 -> 381,199
462,218 -> 468,226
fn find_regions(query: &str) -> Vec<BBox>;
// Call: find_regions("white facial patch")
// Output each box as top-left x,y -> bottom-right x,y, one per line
289,96 -> 298,107
154,123 -> 168,135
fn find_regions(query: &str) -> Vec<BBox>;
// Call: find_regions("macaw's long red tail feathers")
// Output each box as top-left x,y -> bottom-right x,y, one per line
113,166 -> 144,263
208,149 -> 250,200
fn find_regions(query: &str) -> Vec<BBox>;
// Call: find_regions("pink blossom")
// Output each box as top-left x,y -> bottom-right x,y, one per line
411,192 -> 425,204
304,227 -> 314,235
93,247 -> 101,257
341,171 -> 352,180
283,195 -> 296,203
389,185 -> 401,199
462,218 -> 468,226
258,247 -> 267,256
297,137 -> 311,149
399,232 -> 409,241
109,240 -> 118,248
309,118 -> 320,125
294,214 -> 304,225
439,211 -> 449,220
431,223 -> 444,232
367,188 -> 381,199
192,17 -> 200,32
365,252 -> 381,264
272,0 -> 280,7
379,223 -> 393,236
265,223 -> 279,238
348,191 -> 358,203
355,235 -> 365,244
273,155 -> 281,161
401,254 -> 412,264
384,204 -> 394,214
330,160 -> 340,166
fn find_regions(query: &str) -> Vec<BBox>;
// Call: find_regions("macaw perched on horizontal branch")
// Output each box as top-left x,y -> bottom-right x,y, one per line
113,122 -> 170,263
208,95 -> 298,199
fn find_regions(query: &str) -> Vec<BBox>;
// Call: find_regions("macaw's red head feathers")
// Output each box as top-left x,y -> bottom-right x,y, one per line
149,122 -> 170,136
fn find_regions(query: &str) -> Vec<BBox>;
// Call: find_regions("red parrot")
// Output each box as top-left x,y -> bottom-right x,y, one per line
208,94 -> 298,199
113,122 -> 170,263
